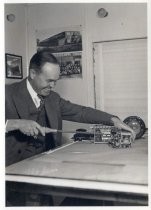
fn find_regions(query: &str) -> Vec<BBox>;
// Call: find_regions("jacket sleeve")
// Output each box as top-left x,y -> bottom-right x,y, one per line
58,96 -> 115,125
5,85 -> 19,121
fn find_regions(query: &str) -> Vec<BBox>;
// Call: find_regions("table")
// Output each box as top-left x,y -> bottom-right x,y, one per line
6,135 -> 148,206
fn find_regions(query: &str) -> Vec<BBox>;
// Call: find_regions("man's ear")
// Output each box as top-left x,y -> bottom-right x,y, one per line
29,69 -> 36,80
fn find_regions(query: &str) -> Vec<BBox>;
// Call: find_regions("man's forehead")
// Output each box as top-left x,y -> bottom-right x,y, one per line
41,62 -> 60,78
42,62 -> 59,69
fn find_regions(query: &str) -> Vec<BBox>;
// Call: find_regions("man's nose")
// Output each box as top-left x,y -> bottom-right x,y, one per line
49,81 -> 56,88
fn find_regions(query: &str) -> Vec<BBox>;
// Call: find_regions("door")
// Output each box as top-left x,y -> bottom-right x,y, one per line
93,38 -> 147,126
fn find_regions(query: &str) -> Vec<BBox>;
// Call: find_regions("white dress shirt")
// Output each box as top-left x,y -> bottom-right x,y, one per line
26,79 -> 41,108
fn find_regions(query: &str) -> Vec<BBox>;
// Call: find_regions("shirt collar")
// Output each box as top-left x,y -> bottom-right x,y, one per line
26,78 -> 41,108
26,78 -> 38,99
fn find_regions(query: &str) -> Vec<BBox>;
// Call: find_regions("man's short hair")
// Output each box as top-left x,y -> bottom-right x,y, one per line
29,50 -> 59,73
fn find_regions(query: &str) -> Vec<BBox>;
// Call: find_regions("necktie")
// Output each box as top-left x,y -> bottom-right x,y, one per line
37,94 -> 45,110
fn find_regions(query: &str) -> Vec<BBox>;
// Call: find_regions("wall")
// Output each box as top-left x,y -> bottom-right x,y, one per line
5,4 -> 28,84
27,3 -> 147,105
5,3 -> 147,100
27,3 -> 88,106
87,3 -> 147,42
85,3 -> 147,125
84,3 -> 147,107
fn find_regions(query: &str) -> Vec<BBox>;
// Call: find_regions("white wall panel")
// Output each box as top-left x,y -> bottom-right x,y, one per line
5,4 -> 28,84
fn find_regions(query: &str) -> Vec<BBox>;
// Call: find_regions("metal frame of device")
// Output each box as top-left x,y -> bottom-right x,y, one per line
91,125 -> 133,148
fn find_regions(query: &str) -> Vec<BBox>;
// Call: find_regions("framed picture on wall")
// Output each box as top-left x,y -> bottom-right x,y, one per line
5,53 -> 23,79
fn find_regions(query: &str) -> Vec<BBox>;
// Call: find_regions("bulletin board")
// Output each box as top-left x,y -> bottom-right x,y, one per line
36,26 -> 82,78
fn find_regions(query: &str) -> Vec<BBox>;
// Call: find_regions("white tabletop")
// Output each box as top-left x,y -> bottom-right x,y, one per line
6,136 -> 148,195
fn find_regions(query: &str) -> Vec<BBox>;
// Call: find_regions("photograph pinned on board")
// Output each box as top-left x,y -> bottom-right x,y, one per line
36,26 -> 82,78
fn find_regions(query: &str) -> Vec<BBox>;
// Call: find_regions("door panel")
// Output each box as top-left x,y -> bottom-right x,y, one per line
93,38 -> 147,126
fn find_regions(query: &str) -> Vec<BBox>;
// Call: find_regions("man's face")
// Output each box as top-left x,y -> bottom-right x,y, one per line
30,62 -> 60,96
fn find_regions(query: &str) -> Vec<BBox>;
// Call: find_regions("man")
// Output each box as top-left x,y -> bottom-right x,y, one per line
6,50 -> 135,166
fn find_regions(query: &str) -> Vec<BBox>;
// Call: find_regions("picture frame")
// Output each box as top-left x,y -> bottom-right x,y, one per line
5,53 -> 23,79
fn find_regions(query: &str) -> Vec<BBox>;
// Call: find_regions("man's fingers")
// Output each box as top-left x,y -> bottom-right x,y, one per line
34,123 -> 45,136
34,126 -> 57,137
111,118 -> 136,141
131,130 -> 136,141
121,122 -> 136,140
19,120 -> 56,137
33,127 -> 39,136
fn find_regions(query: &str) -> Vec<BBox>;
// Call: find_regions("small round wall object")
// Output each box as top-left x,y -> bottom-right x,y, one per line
7,14 -> 15,22
97,8 -> 108,18
123,116 -> 146,139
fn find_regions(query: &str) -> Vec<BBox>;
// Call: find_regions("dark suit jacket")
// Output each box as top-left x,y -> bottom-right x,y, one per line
5,79 -> 114,165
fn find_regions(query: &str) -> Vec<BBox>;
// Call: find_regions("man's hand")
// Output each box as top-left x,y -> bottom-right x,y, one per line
111,117 -> 136,141
6,119 -> 57,138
